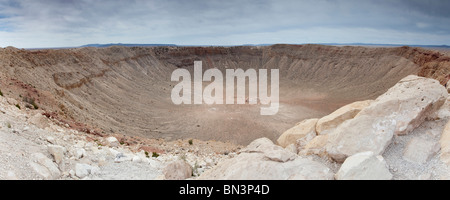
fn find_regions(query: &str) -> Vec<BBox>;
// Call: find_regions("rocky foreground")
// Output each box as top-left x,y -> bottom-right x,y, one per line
200,75 -> 450,180
0,75 -> 449,180
0,95 -> 241,180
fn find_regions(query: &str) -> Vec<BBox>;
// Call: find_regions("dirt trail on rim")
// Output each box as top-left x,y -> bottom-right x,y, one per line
0,44 -> 449,145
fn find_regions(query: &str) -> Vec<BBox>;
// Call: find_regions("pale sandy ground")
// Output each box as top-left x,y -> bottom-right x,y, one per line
383,119 -> 450,180
0,95 -> 241,180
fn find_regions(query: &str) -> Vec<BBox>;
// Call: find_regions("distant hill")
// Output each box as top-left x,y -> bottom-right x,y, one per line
241,43 -> 450,48
80,43 -> 177,48
232,43 -> 450,48
23,43 -> 450,49
316,43 -> 450,48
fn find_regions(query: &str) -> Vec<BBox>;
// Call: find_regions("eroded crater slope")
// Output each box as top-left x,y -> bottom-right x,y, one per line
0,44 -> 448,144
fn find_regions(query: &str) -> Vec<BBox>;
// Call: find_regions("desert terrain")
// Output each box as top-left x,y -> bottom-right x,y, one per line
1,44 -> 448,145
0,44 -> 449,180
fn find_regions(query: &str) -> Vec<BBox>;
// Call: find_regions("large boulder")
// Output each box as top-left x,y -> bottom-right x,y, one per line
440,121 -> 450,166
327,75 -> 448,162
30,153 -> 61,180
74,163 -> 100,179
30,162 -> 53,180
47,145 -> 65,164
199,138 -> 334,180
106,136 -> 120,147
316,100 -> 372,135
163,160 -> 193,180
430,96 -> 450,119
277,118 -> 318,148
298,135 -> 328,157
335,151 -> 392,180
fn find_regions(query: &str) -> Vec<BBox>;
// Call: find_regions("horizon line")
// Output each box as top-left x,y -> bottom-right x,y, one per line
3,42 -> 450,50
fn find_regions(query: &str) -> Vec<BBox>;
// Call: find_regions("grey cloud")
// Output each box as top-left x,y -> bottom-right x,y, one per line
0,0 -> 449,47
395,0 -> 450,18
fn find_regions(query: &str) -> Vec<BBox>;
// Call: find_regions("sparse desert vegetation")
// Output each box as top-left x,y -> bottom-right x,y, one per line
22,96 -> 38,110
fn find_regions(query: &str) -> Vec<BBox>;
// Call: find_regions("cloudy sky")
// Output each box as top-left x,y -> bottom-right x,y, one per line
0,0 -> 449,48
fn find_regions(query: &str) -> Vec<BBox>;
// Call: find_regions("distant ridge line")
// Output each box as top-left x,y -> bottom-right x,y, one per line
80,43 -> 450,48
17,43 -> 450,50
80,43 -> 177,48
